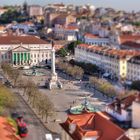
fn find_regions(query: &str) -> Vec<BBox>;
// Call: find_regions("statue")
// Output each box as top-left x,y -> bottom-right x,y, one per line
45,41 -> 62,90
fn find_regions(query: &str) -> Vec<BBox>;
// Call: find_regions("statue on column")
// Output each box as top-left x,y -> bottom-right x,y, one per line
45,40 -> 62,90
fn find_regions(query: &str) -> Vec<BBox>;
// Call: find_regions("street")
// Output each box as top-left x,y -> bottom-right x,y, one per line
11,91 -> 52,140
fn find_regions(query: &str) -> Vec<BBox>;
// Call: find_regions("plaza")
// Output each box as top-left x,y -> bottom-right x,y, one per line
22,67 -> 110,133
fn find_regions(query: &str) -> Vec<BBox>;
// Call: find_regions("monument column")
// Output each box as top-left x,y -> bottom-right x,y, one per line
51,47 -> 56,75
46,41 -> 62,90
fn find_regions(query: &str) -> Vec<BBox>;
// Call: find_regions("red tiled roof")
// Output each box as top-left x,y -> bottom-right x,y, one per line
77,44 -> 140,58
122,41 -> 140,48
108,94 -> 140,114
120,35 -> 140,48
0,35 -> 49,45
60,112 -> 130,140
84,33 -> 100,39
120,35 -> 140,44
0,117 -> 21,140
65,26 -> 78,30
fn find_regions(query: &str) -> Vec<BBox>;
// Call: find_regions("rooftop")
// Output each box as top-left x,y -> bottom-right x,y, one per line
84,33 -> 100,39
0,117 -> 20,140
60,112 -> 130,140
0,35 -> 49,45
77,43 -> 140,59
120,35 -> 140,48
108,94 -> 140,114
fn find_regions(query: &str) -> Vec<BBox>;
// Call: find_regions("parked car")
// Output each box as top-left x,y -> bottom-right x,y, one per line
11,113 -> 28,137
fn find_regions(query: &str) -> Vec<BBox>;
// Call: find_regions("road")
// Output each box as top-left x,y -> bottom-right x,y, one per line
0,69 -> 60,140
11,91 -> 59,140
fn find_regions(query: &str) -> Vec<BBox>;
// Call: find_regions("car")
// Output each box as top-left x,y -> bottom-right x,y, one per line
4,81 -> 13,88
16,115 -> 28,137
11,113 -> 28,138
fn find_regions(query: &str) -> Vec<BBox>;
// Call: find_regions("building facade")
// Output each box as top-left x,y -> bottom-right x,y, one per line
132,99 -> 140,128
60,112 -> 130,140
28,5 -> 44,17
54,24 -> 78,41
127,56 -> 140,81
83,33 -> 110,46
75,44 -> 140,80
0,36 -> 52,66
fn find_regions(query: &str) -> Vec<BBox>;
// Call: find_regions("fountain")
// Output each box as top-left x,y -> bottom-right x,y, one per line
69,98 -> 98,114
24,67 -> 46,76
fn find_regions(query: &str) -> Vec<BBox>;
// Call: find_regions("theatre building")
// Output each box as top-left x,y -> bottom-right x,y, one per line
0,35 -> 52,66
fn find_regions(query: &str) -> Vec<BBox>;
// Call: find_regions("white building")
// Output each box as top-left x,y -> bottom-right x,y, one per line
75,43 -> 140,81
11,24 -> 37,35
0,35 -> 52,66
83,33 -> 110,46
54,25 -> 78,41
28,5 -> 43,17
132,95 -> 140,128
75,44 -> 139,80
127,56 -> 140,81
106,95 -> 136,122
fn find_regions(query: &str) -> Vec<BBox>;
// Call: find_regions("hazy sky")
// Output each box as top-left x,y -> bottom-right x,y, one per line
0,0 -> 139,12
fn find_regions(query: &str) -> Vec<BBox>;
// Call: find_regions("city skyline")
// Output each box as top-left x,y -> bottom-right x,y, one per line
0,0 -> 139,12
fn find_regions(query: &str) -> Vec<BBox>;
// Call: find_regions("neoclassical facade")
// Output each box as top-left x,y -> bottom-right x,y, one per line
0,35 -> 52,66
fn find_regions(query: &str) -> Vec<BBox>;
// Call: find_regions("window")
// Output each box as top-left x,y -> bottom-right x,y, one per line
122,66 -> 125,70
5,54 -> 7,59
34,54 -> 36,58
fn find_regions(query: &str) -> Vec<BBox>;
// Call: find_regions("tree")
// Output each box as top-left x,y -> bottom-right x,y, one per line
67,40 -> 83,54
0,8 -> 28,24
0,84 -> 17,114
1,63 -> 21,87
89,76 -> 117,98
23,1 -> 28,14
9,69 -> 21,87
57,48 -> 68,57
131,80 -> 140,91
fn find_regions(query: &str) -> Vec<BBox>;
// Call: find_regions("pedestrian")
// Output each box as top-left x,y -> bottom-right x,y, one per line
73,100 -> 74,104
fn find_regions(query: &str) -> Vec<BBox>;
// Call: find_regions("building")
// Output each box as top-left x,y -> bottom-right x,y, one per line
60,112 -> 130,140
0,7 -> 8,16
45,13 -> 76,27
127,56 -> 140,81
11,23 -> 37,35
106,95 -> 137,122
118,34 -> 140,50
132,95 -> 140,128
0,116 -> 21,140
0,25 -> 6,34
75,44 -> 140,80
28,5 -> 44,17
0,35 -> 52,66
83,33 -> 110,46
54,24 -> 79,41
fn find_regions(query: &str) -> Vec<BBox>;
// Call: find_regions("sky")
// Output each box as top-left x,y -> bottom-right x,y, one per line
0,0 -> 139,12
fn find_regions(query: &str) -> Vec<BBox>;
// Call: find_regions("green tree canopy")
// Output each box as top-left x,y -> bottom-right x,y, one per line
131,80 -> 140,91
